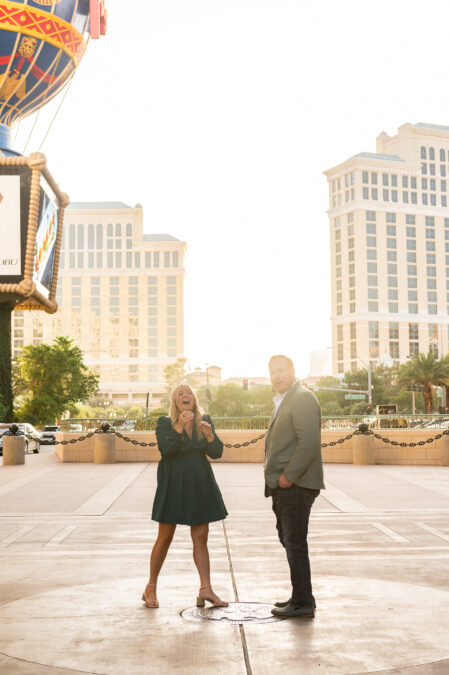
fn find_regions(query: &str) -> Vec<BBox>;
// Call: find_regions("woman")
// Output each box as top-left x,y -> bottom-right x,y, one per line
142,383 -> 229,609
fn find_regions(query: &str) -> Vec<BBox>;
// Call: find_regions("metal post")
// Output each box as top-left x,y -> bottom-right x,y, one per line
412,389 -> 416,415
206,365 -> 210,415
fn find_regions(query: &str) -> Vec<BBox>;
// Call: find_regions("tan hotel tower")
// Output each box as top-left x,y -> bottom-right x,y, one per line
325,123 -> 449,375
11,202 -> 186,406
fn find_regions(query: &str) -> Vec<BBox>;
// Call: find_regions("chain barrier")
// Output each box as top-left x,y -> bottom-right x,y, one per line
6,423 -> 449,451
223,432 -> 266,449
5,424 -> 266,450
321,432 -> 356,448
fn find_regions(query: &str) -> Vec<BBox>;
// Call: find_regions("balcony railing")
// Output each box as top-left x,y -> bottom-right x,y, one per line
60,414 -> 449,432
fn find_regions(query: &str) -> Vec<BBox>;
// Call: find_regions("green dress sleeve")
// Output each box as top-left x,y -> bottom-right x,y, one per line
203,415 -> 224,460
156,416 -> 183,457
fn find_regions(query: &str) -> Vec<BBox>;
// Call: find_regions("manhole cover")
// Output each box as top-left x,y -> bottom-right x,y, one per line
181,602 -> 284,625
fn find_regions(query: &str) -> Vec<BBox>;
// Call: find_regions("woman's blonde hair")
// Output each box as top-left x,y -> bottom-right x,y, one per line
170,383 -> 204,439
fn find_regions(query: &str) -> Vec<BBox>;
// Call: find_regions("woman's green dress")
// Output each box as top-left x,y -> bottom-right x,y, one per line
151,415 -> 228,526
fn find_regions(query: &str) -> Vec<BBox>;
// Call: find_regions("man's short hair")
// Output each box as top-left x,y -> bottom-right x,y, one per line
268,354 -> 295,371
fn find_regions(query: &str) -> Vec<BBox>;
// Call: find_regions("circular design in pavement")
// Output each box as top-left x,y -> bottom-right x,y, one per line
181,601 -> 283,624
1,575 -> 449,674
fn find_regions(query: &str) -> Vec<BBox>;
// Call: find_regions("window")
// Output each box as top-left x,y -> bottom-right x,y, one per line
368,302 -> 378,312
409,323 -> 419,340
337,325 -> 343,341
427,266 -> 436,277
388,289 -> 398,300
421,146 -> 426,159
371,188 -> 378,199
387,238 -> 397,249
367,250 -> 377,260
153,252 -> 160,268
383,189 -> 389,201
408,291 -> 417,301
367,275 -> 378,286
407,252 -> 416,263
366,223 -> 376,234
389,322 -> 399,340
362,171 -> 369,183
126,223 -> 133,236
386,213 -> 396,223
366,236 -> 377,248
428,304 -> 437,314
408,265 -> 417,276
387,250 -> 397,261
427,279 -> 436,289
363,187 -> 369,199
402,176 -> 408,188
368,288 -> 378,299
387,264 -> 397,275
164,252 -> 171,268
369,322 -> 379,339
388,277 -> 398,288
172,252 -> 179,267
390,343 -> 400,359
367,262 -> 377,273
409,305 -> 418,315
386,225 -> 396,236
427,254 -> 436,264
350,323 -> 356,340
388,303 -> 398,313
407,240 -> 416,250
371,173 -> 377,184
366,211 -> 376,221
369,341 -> 379,358
383,174 -> 389,186
408,278 -> 417,288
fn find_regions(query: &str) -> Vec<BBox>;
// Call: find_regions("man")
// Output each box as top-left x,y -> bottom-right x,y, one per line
265,355 -> 324,618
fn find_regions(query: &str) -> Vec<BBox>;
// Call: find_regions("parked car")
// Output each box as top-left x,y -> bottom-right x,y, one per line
0,423 -> 40,455
68,424 -> 83,432
40,425 -> 60,445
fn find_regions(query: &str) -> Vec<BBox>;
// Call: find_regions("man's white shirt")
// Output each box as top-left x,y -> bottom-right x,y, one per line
272,381 -> 296,419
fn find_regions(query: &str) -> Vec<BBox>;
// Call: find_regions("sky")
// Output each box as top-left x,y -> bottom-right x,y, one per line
12,0 -> 449,379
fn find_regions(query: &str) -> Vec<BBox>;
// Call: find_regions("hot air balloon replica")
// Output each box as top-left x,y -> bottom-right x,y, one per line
0,0 -> 106,420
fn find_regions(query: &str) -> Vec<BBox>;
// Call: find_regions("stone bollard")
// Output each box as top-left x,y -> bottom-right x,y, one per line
442,434 -> 449,466
3,425 -> 25,465
93,423 -> 115,464
353,425 -> 376,465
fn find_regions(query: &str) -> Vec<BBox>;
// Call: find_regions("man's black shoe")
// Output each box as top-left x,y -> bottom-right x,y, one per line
271,602 -> 315,618
274,599 -> 316,609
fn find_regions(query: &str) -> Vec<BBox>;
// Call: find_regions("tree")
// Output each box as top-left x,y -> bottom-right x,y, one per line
209,383 -> 251,416
14,336 -> 98,425
163,358 -> 188,393
0,392 -> 7,422
398,352 -> 449,414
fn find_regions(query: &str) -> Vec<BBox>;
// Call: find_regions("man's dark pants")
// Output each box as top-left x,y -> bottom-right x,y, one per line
271,484 -> 320,607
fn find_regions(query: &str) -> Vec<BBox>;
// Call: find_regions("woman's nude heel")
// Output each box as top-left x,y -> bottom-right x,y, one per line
142,583 -> 159,608
197,584 -> 228,607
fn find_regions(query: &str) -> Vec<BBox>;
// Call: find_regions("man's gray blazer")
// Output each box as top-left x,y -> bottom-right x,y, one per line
264,381 -> 325,494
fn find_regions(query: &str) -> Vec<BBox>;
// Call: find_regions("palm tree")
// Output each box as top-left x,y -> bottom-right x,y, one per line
398,352 -> 449,414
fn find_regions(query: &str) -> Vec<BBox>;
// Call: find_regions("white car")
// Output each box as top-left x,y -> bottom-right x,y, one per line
0,423 -> 40,455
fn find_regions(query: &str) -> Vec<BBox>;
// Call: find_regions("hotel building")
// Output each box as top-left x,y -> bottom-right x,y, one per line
11,202 -> 186,406
324,123 -> 449,375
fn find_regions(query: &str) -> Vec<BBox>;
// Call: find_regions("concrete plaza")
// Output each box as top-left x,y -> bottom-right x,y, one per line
1,453 -> 449,674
